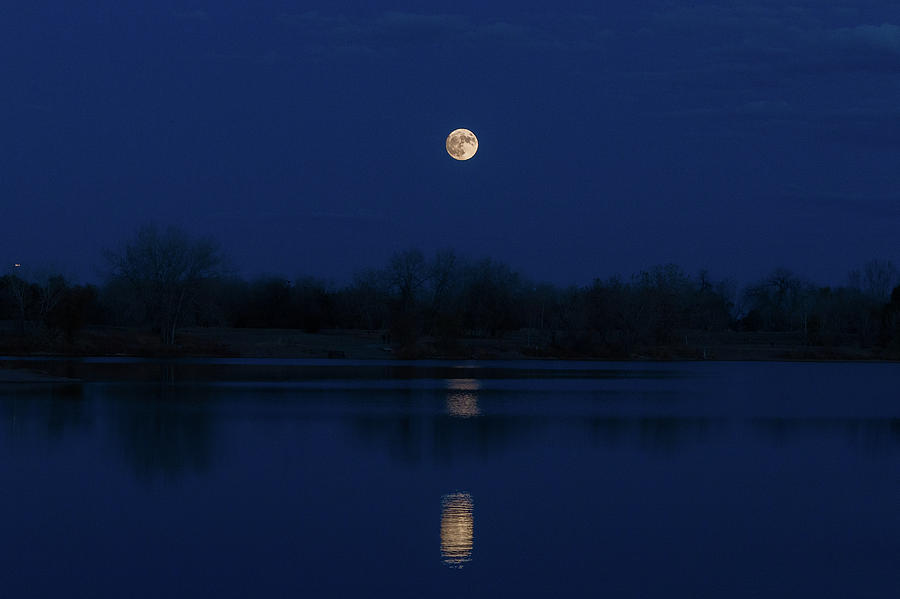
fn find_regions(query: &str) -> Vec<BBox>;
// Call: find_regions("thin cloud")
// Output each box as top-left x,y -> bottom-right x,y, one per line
172,9 -> 209,21
641,2 -> 900,74
309,208 -> 391,223
778,190 -> 900,219
831,22 -> 900,54
275,10 -> 607,59
649,99 -> 796,121
211,208 -> 391,224
371,11 -> 469,43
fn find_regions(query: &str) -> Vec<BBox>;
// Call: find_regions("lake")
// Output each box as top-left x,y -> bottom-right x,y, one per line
1,359 -> 897,598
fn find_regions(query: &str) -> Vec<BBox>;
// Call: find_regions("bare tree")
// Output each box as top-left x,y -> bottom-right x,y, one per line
5,274 -> 33,334
743,268 -> 815,332
461,258 -> 522,337
342,268 -> 389,330
385,249 -> 430,353
849,259 -> 898,303
105,224 -> 225,345
37,275 -> 67,325
387,249 -> 430,307
428,249 -> 458,315
2,265 -> 66,335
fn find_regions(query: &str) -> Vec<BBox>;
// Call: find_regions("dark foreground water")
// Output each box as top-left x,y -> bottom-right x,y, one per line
1,360 -> 897,598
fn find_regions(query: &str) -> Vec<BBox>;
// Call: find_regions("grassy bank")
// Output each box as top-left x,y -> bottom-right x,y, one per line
0,324 -> 896,362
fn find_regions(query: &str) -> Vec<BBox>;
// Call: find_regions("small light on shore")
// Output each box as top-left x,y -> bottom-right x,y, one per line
13,263 -> 21,268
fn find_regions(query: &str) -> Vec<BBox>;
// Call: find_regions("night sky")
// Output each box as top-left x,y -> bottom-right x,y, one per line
3,1 -> 899,286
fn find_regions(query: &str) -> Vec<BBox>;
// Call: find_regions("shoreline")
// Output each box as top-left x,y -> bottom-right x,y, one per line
3,353 -> 896,385
1,353 -> 898,363
1,325 -> 896,365
0,366 -> 82,383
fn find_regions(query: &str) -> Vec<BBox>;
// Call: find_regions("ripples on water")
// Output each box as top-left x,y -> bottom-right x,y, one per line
1,360 -> 898,598
440,493 -> 474,568
446,378 -> 481,418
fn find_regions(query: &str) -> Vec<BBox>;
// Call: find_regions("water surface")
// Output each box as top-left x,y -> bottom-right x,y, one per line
1,360 -> 897,597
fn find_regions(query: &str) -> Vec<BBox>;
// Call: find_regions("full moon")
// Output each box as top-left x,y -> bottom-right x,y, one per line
446,128 -> 478,160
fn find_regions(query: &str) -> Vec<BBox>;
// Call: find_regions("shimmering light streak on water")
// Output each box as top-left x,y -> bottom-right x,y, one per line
445,379 -> 481,418
0,360 -> 897,598
441,493 -> 474,568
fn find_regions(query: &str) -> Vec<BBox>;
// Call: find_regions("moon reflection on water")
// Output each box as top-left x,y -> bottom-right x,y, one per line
440,492 -> 474,568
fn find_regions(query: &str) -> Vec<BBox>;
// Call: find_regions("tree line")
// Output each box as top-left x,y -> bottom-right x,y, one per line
2,224 -> 899,357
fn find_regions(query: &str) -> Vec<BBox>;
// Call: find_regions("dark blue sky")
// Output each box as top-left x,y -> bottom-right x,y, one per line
2,1 -> 899,286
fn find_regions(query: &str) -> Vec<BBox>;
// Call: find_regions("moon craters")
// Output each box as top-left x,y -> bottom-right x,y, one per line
446,129 -> 478,161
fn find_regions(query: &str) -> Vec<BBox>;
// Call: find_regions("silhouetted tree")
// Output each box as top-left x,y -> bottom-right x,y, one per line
3,231 -> 896,359
235,276 -> 294,328
690,270 -> 734,331
2,266 -> 76,330
388,249 -> 429,307
337,268 -> 390,331
294,277 -> 333,333
44,283 -> 99,343
849,259 -> 898,303
0,276 -> 15,320
805,286 -> 879,346
3,274 -> 39,334
742,268 -> 815,333
461,258 -> 522,337
386,249 -> 430,352
105,224 -> 226,345
633,264 -> 693,344
426,250 -> 465,349
888,287 -> 900,350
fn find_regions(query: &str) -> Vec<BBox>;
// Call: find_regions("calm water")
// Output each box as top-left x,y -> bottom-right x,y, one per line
1,360 -> 897,598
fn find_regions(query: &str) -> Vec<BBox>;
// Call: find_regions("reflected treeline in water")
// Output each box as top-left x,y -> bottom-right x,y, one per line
587,416 -> 718,452
350,412 -> 536,464
5,363 -> 897,485
0,384 -> 90,443
445,379 -> 481,418
753,418 -> 900,453
1,383 -> 219,482
440,493 -> 474,568
0,359 -> 186,383
584,417 -> 900,453
350,377 -> 721,462
99,384 -> 218,481
349,379 -> 540,464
